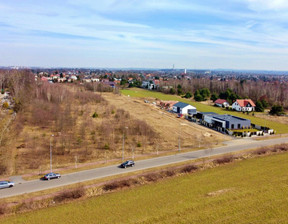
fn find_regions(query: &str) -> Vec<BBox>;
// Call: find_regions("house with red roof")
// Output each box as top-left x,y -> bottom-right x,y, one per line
232,99 -> 256,112
214,99 -> 229,108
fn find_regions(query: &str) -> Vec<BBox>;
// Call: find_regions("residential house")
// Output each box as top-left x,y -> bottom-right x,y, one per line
214,99 -> 230,108
232,99 -> 255,112
141,80 -> 156,90
70,75 -> 78,81
102,81 -> 115,88
172,102 -> 197,115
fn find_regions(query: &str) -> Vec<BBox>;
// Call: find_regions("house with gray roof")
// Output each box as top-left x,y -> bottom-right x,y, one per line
172,102 -> 197,115
203,114 -> 251,130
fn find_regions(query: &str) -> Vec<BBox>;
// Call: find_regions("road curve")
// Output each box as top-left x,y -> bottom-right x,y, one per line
1,137 -> 288,199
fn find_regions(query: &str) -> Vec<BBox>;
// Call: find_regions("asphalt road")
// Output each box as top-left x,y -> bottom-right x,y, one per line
1,137 -> 288,199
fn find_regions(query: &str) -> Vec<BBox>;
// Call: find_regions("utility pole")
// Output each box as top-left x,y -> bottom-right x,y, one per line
132,145 -> 135,160
179,123 -> 187,152
178,135 -> 181,152
122,132 -> 125,162
50,134 -> 54,173
122,127 -> 128,162
75,156 -> 77,168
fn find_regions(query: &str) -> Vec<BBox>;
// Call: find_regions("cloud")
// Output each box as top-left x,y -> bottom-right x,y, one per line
244,0 -> 288,11
0,0 -> 288,69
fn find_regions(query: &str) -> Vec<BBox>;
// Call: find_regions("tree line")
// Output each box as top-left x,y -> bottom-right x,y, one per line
158,77 -> 288,111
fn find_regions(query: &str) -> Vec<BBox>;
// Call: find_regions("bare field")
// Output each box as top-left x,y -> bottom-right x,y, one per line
102,93 -> 230,151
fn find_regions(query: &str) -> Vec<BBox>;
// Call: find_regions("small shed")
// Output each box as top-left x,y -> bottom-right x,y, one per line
172,102 -> 196,115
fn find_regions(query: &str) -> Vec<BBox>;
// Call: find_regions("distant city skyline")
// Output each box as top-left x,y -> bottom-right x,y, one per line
1,0 -> 288,71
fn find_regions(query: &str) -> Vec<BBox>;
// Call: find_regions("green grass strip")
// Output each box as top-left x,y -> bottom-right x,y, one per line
121,88 -> 288,134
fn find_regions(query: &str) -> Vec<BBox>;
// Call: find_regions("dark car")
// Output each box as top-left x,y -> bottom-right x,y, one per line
120,160 -> 135,168
0,181 -> 14,189
43,172 -> 61,180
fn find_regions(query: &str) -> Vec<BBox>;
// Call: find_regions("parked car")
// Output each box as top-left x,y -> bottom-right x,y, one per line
43,172 -> 61,180
120,160 -> 135,168
0,181 -> 14,189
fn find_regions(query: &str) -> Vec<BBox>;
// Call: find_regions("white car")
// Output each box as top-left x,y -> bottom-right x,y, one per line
0,181 -> 14,189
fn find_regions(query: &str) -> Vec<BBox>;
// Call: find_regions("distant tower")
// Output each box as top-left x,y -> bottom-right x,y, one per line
172,64 -> 175,70
184,68 -> 187,74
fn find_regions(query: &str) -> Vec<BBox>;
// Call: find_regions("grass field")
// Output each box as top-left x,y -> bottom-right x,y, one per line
121,88 -> 288,134
2,152 -> 288,224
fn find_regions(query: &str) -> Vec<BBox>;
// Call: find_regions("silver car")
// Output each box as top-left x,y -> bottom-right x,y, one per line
0,181 -> 14,189
43,172 -> 61,180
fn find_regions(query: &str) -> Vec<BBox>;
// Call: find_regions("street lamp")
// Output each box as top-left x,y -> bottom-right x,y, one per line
122,127 -> 128,162
50,134 -> 54,173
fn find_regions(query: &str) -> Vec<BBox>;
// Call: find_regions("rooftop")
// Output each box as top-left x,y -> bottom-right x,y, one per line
212,114 -> 249,122
174,102 -> 195,109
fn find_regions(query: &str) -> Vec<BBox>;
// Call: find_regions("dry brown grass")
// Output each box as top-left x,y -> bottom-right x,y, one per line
0,84 -> 163,176
53,186 -> 85,203
255,112 -> 288,125
0,83 -> 231,177
102,92 -> 230,151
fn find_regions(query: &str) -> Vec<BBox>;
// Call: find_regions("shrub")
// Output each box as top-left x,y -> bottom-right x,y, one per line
0,204 -> 8,215
253,147 -> 269,155
118,179 -> 139,188
103,182 -> 119,191
104,144 -> 109,150
143,173 -> 162,182
183,92 -> 192,99
214,155 -> 234,164
103,179 -> 139,191
117,180 -> 131,188
278,144 -> 288,152
53,187 -> 85,203
92,112 -> 98,118
271,146 -> 278,152
137,142 -> 142,147
15,199 -> 36,212
2,102 -> 9,109
161,170 -> 176,177
180,165 -> 198,173
0,164 -> 7,175
269,105 -> 285,116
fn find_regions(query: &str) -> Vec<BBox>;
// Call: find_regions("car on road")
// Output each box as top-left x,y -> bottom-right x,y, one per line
43,172 -> 61,180
120,160 -> 135,168
0,181 -> 14,189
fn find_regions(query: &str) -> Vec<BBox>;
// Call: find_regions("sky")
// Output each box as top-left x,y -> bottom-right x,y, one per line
1,0 -> 288,70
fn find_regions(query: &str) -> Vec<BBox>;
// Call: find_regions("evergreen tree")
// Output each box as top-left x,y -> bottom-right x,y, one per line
269,105 -> 285,116
255,101 -> 264,112
210,93 -> 218,102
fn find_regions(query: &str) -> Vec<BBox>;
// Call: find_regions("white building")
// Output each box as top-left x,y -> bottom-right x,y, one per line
232,99 -> 255,112
172,102 -> 197,115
